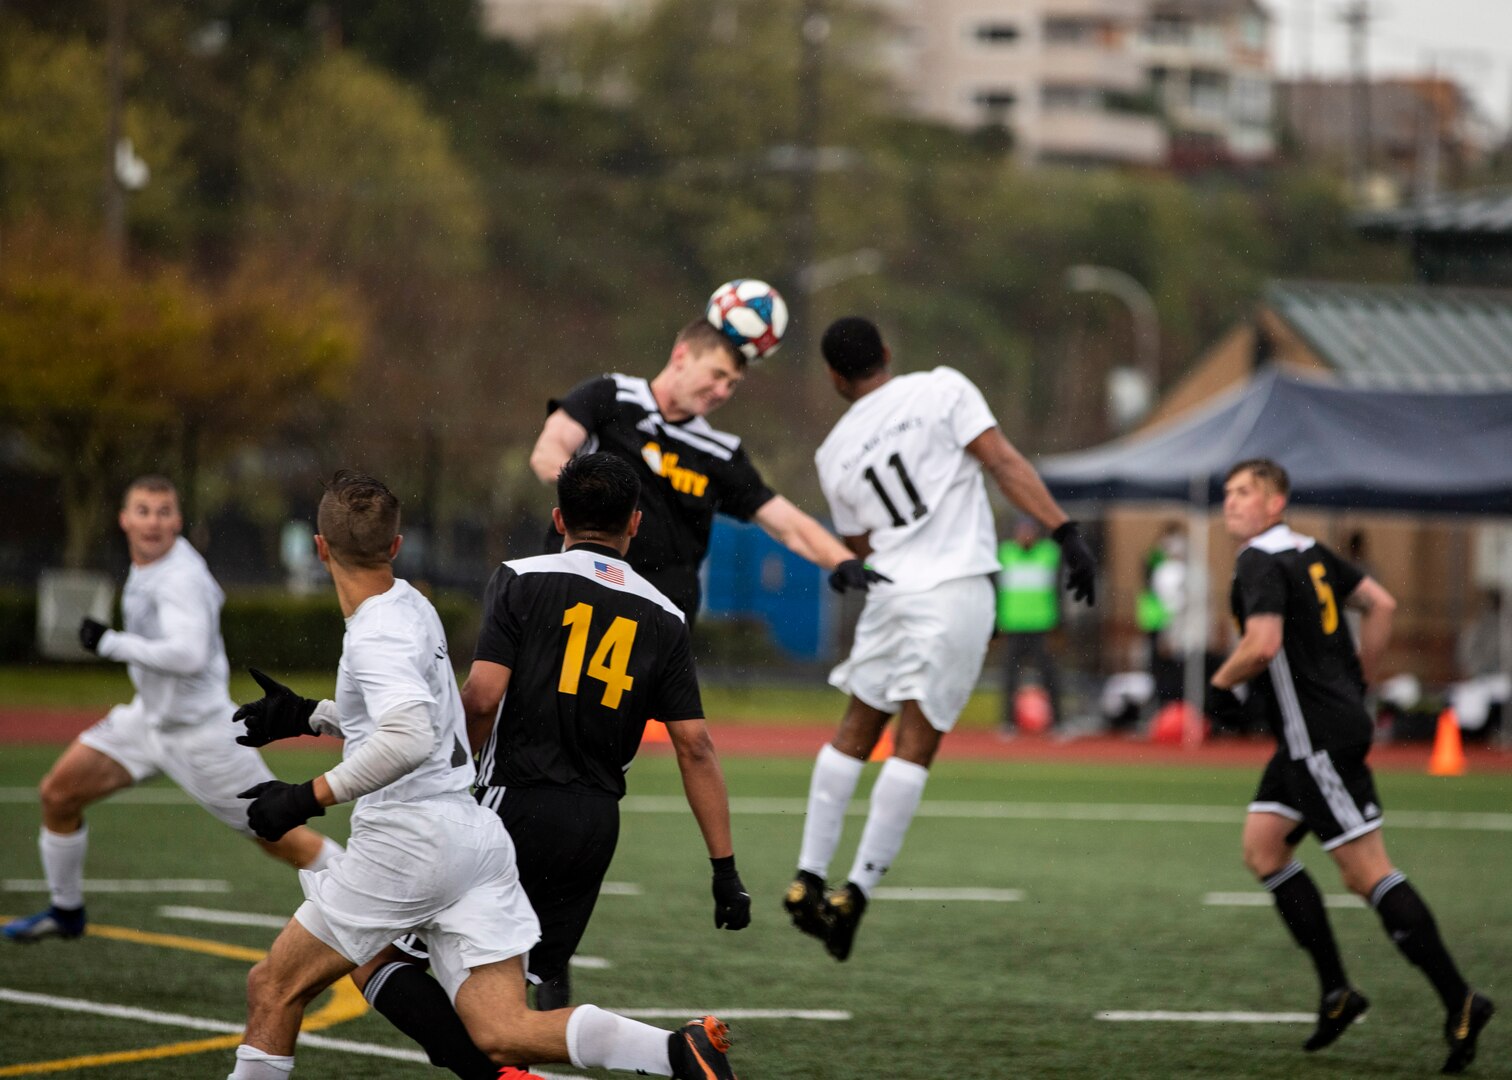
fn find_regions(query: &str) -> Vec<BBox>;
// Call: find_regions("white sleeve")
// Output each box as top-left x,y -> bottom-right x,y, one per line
322,701 -> 433,803
938,367 -> 997,448
309,699 -> 344,739
95,577 -> 212,676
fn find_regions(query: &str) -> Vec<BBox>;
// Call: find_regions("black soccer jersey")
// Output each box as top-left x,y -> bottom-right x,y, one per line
474,542 -> 704,798
546,374 -> 776,616
1229,524 -> 1371,758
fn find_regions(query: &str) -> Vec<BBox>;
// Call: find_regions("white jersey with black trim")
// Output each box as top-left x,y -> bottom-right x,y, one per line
332,579 -> 475,819
815,367 -> 1001,594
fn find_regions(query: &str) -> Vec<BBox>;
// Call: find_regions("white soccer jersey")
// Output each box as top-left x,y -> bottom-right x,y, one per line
332,579 -> 474,816
95,538 -> 234,728
815,367 -> 1001,594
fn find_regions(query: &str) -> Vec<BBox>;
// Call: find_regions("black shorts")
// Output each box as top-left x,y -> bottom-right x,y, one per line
1249,744 -> 1383,851
481,784 -> 620,984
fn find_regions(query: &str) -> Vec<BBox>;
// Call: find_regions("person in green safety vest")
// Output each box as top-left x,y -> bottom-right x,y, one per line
997,518 -> 1063,732
1142,522 -> 1185,704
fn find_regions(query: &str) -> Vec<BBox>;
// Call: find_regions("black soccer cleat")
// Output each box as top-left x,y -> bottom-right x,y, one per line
783,870 -> 828,941
1303,986 -> 1369,1052
1442,991 -> 1494,1074
667,1015 -> 737,1080
821,882 -> 867,963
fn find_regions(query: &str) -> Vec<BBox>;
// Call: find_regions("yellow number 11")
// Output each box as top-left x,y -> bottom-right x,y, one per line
559,602 -> 638,708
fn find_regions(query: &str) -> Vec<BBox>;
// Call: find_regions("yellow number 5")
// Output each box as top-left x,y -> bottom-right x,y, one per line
1308,562 -> 1338,635
559,602 -> 638,708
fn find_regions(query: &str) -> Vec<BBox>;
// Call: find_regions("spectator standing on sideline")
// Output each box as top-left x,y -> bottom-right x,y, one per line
1206,459 -> 1493,1072
784,317 -> 1096,962
3,476 -> 340,944
996,517 -> 1064,733
224,471 -> 740,1080
350,454 -> 750,1078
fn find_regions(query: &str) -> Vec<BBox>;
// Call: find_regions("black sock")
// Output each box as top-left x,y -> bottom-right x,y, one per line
534,968 -> 571,1011
1370,872 -> 1469,1012
364,962 -> 497,1080
1264,861 -> 1348,994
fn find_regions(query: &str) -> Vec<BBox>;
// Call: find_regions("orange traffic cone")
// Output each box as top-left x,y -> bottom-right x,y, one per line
869,726 -> 894,762
643,718 -> 669,744
1428,708 -> 1466,776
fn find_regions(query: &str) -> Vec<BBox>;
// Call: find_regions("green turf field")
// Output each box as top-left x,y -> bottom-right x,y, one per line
1,744 -> 1507,1078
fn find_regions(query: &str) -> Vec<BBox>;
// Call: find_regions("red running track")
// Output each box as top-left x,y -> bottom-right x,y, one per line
5,709 -> 1510,773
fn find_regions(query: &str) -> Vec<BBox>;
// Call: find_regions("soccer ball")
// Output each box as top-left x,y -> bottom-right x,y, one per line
706,279 -> 788,363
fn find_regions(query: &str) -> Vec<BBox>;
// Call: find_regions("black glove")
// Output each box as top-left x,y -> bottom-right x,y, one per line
238,779 -> 324,842
1203,683 -> 1246,727
828,559 -> 892,595
711,855 -> 751,931
79,617 -> 108,654
233,668 -> 319,747
1052,521 -> 1097,606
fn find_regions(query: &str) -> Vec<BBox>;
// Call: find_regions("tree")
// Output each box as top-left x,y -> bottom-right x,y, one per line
0,224 -> 362,566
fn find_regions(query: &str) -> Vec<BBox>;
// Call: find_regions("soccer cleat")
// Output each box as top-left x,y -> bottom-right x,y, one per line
821,883 -> 867,963
1302,986 -> 1369,1052
667,1015 -> 737,1080
1441,991 -> 1494,1074
783,870 -> 828,941
2,905 -> 86,943
495,1069 -> 545,1080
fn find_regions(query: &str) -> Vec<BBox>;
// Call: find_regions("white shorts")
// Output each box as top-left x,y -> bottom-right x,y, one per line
294,796 -> 540,1002
829,574 -> 995,733
78,701 -> 275,838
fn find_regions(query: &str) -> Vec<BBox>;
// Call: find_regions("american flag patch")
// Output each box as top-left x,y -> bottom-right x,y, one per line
594,560 -> 625,585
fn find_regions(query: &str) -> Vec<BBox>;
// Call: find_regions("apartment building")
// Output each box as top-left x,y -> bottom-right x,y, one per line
1140,0 -> 1273,167
883,0 -> 1166,166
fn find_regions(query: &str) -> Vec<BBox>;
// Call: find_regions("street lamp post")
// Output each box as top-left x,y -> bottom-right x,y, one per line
1064,264 -> 1160,428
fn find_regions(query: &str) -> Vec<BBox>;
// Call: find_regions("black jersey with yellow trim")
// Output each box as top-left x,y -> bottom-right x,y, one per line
545,374 -> 776,614
1229,524 -> 1371,758
474,542 -> 704,797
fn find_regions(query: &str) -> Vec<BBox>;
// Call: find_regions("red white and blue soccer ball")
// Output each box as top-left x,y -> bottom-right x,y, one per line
706,279 -> 788,363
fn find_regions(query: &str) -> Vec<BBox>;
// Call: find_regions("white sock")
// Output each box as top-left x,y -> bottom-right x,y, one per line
565,1004 -> 673,1075
797,744 -> 865,878
40,825 -> 88,910
227,1044 -> 294,1079
847,757 -> 930,896
304,836 -> 343,873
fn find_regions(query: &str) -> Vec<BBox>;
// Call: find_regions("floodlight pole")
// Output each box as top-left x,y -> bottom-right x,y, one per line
1064,264 -> 1160,393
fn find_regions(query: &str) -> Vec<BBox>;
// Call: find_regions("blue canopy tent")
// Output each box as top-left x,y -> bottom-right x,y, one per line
1037,367 -> 1512,515
1035,367 -> 1512,731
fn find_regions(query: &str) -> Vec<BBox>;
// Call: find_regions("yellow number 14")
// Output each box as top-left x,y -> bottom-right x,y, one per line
559,602 -> 638,708
1308,562 -> 1338,635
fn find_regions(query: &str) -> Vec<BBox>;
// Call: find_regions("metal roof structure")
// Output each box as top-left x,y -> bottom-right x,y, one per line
1354,188 -> 1512,236
1266,280 -> 1512,391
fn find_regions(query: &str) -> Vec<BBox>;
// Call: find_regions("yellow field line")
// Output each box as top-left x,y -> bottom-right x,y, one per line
0,919 -> 366,1076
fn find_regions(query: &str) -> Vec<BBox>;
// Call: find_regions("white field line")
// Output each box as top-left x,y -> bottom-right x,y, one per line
0,986 -> 841,1076
1203,892 -> 1366,909
612,1009 -> 851,1020
599,882 -> 642,896
4,879 -> 229,893
1097,1010 -> 1320,1023
571,955 -> 612,969
870,887 -> 1024,902
159,905 -> 288,928
4,787 -> 1507,832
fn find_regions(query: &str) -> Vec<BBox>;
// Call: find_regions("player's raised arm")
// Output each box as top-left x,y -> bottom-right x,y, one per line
529,408 -> 590,483
753,495 -> 890,592
966,426 -> 1097,605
